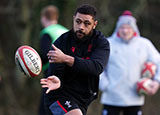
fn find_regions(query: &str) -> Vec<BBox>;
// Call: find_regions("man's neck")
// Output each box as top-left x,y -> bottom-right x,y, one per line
73,29 -> 94,43
44,20 -> 58,27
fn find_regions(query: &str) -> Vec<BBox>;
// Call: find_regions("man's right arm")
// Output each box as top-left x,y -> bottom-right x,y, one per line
40,34 -> 52,65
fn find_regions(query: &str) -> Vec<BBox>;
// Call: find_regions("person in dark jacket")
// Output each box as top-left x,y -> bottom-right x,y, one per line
38,5 -> 68,115
40,4 -> 110,115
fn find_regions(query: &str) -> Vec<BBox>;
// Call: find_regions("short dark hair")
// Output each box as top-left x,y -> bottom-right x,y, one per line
74,4 -> 97,20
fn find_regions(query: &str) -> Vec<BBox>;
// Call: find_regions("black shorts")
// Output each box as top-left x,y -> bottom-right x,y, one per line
46,97 -> 87,115
102,104 -> 142,115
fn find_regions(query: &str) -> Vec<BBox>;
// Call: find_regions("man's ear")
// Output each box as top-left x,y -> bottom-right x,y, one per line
93,20 -> 98,29
73,16 -> 75,20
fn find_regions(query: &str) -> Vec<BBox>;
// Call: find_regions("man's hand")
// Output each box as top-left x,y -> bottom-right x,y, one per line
40,75 -> 61,94
47,44 -> 66,63
148,80 -> 160,95
47,44 -> 74,67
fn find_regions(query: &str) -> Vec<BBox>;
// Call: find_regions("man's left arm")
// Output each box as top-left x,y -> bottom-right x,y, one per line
72,40 -> 110,76
47,39 -> 110,76
147,40 -> 160,94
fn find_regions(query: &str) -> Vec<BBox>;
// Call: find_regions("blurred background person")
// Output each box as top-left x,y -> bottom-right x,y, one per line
38,5 -> 68,115
99,10 -> 160,115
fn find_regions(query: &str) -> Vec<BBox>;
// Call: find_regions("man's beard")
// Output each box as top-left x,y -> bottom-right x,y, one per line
74,30 -> 93,42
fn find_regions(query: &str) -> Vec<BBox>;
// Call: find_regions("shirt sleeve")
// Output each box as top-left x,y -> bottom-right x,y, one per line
147,40 -> 160,83
40,34 -> 52,65
72,38 -> 110,77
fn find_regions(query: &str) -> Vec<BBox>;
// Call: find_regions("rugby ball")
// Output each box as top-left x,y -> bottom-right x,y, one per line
141,62 -> 156,79
137,78 -> 152,95
15,45 -> 42,77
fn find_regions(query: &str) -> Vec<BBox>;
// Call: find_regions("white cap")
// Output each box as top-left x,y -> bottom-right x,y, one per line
112,10 -> 140,37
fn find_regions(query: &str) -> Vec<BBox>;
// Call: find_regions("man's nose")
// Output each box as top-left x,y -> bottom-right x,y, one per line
123,28 -> 129,33
79,23 -> 85,30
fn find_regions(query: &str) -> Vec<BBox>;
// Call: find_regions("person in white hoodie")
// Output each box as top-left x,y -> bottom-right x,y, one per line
99,10 -> 160,115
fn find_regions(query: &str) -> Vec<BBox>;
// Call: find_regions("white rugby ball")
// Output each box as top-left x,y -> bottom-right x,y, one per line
137,78 -> 152,95
141,62 -> 156,79
15,45 -> 42,77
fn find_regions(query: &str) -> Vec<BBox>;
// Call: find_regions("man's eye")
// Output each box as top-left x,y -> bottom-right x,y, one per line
84,22 -> 91,26
76,20 -> 81,24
